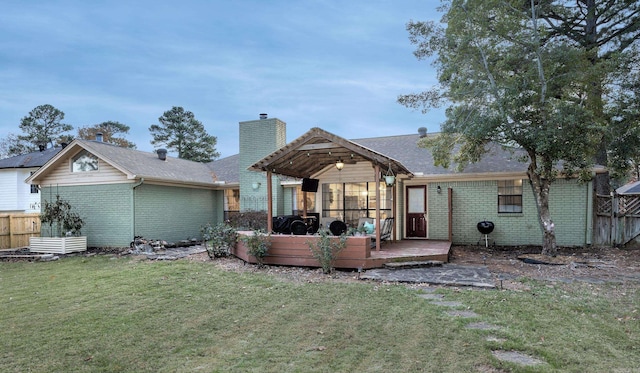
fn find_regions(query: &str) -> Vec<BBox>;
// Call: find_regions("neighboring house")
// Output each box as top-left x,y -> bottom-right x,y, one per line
27,114 -> 605,248
0,146 -> 61,213
616,181 -> 640,195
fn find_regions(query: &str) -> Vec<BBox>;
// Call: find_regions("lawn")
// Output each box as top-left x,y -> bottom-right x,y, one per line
1,255 -> 638,372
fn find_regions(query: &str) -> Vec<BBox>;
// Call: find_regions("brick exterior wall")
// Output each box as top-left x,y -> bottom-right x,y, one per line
133,184 -> 216,243
40,183 -> 218,248
427,178 -> 591,247
40,184 -> 133,247
238,117 -> 286,215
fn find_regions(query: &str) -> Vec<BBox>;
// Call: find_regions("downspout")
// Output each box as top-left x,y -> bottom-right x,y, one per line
132,178 -> 144,240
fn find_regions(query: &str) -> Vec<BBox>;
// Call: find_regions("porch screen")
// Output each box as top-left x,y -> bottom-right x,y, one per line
322,182 -> 392,227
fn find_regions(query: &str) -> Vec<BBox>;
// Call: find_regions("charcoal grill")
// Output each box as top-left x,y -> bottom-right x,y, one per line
477,221 -> 495,247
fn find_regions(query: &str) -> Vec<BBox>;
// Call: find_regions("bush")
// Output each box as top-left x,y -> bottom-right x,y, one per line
40,194 -> 84,237
307,229 -> 347,274
239,230 -> 271,267
200,223 -> 237,259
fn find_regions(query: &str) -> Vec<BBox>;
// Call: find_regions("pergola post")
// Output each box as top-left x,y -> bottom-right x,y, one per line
374,164 -> 381,251
267,170 -> 273,233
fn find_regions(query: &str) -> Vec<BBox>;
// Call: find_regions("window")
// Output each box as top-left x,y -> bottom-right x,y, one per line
498,180 -> 523,213
71,150 -> 99,172
292,186 -> 316,214
322,182 -> 392,227
224,189 -> 240,221
29,172 -> 38,194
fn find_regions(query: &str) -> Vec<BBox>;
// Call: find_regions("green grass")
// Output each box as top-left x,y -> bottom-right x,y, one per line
1,256 -> 638,372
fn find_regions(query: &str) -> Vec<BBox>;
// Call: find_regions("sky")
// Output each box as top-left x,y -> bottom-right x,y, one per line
0,0 -> 445,159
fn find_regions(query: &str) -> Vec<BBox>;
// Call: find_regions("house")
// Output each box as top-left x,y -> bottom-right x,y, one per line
26,114 -> 603,252
0,146 -> 61,213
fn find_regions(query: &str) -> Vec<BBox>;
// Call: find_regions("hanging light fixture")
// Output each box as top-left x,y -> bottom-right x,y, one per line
384,163 -> 395,186
336,159 -> 345,171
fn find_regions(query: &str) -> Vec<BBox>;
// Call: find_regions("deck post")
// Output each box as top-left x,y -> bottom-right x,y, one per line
375,164 -> 381,251
267,170 -> 273,233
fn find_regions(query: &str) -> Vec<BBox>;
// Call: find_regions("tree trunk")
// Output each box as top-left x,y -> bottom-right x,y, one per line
527,163 -> 557,256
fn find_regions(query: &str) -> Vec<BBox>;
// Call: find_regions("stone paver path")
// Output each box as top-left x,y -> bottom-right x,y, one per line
361,264 -> 495,288
417,288 -> 547,368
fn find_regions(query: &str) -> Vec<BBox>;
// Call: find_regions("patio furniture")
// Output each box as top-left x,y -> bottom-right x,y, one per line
329,220 -> 347,236
370,217 -> 394,248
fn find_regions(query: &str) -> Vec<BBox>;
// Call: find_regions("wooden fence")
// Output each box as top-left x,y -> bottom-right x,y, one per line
594,194 -> 640,246
0,213 -> 41,250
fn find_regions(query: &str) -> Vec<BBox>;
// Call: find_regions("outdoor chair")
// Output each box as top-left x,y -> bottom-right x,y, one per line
370,217 -> 394,248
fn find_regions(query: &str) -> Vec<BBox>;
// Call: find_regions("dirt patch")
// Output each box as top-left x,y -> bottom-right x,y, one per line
451,245 -> 640,289
192,244 -> 640,288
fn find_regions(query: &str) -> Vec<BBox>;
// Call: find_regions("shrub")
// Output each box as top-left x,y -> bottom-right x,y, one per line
200,223 -> 237,259
40,194 -> 84,237
307,229 -> 347,274
239,230 -> 271,267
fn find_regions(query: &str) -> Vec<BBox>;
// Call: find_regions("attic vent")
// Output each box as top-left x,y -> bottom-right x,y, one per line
418,127 -> 427,138
157,148 -> 167,161
96,132 -> 103,142
259,113 -> 268,119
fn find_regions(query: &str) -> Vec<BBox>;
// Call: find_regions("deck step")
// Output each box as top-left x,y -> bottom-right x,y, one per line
384,260 -> 444,269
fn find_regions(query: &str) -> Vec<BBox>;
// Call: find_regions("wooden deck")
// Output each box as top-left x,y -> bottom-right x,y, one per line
233,232 -> 451,270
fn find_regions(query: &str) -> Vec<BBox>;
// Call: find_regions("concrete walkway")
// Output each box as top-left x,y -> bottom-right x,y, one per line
360,264 -> 496,288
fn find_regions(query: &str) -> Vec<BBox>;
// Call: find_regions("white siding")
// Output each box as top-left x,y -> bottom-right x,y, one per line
39,158 -> 129,186
0,168 -> 42,212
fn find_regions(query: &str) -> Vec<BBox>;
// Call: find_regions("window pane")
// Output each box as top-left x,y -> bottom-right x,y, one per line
72,150 -> 98,172
498,180 -> 523,213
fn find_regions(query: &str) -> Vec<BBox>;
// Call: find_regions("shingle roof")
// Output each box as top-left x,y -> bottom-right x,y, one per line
617,181 -> 640,195
207,154 -> 239,185
77,140 -> 219,186
0,147 -> 62,169
351,134 -> 528,176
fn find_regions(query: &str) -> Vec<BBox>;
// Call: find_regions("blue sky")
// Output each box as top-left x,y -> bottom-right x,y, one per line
0,0 -> 444,159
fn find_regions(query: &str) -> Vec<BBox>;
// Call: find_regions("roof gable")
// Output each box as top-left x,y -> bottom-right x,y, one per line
250,127 -> 413,179
28,140 -> 220,187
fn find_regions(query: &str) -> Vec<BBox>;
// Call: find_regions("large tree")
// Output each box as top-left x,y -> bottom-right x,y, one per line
538,0 -> 640,188
149,106 -> 219,163
78,121 -> 137,149
399,0 -> 605,256
19,104 -> 73,150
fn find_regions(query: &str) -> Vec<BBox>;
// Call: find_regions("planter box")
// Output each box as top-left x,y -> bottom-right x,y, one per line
233,232 -> 371,269
29,236 -> 87,254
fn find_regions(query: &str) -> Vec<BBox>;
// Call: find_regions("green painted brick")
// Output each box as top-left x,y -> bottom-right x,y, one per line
427,179 -> 590,247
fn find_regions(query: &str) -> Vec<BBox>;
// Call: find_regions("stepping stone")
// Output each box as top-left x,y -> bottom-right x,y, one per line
416,293 -> 444,300
486,335 -> 506,343
431,300 -> 464,307
384,260 -> 444,269
492,350 -> 545,366
466,322 -> 501,330
446,310 -> 478,318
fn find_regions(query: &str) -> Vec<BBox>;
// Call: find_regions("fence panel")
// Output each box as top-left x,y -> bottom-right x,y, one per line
0,213 -> 41,249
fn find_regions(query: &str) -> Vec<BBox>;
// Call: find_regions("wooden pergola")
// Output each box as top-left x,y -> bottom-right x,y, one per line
249,127 -> 413,251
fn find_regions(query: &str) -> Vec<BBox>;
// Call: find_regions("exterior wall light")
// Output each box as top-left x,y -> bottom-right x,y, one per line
437,185 -> 442,194
252,182 -> 261,190
335,160 -> 345,171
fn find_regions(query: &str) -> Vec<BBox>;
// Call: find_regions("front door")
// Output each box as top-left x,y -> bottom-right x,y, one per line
406,186 -> 427,238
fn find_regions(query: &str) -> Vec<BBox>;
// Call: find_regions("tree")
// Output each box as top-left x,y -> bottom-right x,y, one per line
149,106 -> 219,162
19,104 -> 73,150
537,0 -> 640,189
605,53 -> 640,183
399,0 -> 604,256
78,121 -> 136,148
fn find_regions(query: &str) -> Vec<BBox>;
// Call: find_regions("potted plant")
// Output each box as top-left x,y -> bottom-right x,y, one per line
30,194 -> 87,254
